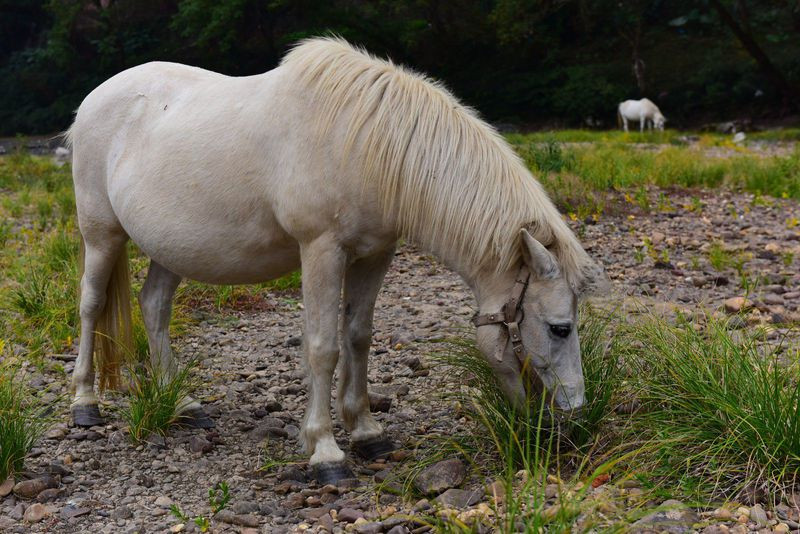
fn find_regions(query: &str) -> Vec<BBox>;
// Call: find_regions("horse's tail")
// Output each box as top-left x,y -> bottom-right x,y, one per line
80,235 -> 134,391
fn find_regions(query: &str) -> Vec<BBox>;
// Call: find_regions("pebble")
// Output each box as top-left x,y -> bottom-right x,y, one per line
751,504 -> 769,527
724,297 -> 750,313
413,459 -> 466,495
23,503 -> 48,523
154,496 -> 174,507
0,477 -> 13,497
13,476 -> 58,499
337,507 -> 365,523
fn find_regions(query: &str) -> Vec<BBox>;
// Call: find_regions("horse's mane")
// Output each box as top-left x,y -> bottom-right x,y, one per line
282,37 -> 598,290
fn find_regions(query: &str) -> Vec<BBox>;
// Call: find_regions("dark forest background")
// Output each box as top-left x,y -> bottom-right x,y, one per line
1,0 -> 798,135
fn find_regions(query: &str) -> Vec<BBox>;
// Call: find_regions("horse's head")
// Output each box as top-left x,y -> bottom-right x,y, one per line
474,229 -> 606,418
654,113 -> 666,131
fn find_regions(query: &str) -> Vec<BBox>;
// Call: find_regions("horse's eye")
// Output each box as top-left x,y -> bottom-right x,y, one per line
549,324 -> 572,338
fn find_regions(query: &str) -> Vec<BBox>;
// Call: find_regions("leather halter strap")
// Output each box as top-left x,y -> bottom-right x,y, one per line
471,265 -> 551,401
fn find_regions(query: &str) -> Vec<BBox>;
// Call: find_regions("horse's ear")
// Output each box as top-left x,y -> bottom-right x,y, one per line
520,229 -> 560,279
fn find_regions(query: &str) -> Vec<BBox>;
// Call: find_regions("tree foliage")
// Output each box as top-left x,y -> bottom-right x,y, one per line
0,0 -> 797,134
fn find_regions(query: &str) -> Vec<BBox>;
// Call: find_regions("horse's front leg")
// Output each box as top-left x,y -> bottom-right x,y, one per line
639,116 -> 645,133
299,235 -> 350,483
339,248 -> 396,460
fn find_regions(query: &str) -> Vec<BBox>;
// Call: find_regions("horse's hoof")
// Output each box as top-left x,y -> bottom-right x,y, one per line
71,404 -> 106,427
312,462 -> 354,485
177,406 -> 215,429
352,435 -> 396,461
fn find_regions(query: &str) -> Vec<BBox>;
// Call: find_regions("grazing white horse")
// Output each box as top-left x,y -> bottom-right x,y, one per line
67,38 -> 606,482
618,98 -> 666,132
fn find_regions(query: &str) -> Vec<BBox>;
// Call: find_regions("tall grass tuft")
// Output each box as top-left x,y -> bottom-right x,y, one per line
119,360 -> 199,442
0,361 -> 51,481
628,316 -> 800,500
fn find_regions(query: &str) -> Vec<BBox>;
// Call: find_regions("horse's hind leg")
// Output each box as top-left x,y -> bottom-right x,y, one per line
339,248 -> 396,461
71,234 -> 127,426
298,235 -> 350,484
138,261 -> 213,428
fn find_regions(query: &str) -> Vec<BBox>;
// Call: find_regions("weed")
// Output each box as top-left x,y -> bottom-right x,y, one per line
119,360 -> 199,442
707,242 -> 733,271
627,316 -> 800,500
169,481 -> 231,533
0,361 -> 52,481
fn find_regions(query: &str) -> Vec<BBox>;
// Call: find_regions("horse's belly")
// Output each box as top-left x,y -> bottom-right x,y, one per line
112,181 -> 300,285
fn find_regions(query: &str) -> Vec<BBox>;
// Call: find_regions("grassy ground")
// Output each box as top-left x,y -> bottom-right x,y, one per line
1,135 -> 799,526
418,306 -> 800,531
508,130 -> 800,218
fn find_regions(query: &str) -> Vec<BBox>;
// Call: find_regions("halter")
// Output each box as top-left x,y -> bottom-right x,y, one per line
471,265 -> 553,403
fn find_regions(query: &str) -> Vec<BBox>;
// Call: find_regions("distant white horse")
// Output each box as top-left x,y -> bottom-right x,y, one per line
618,98 -> 666,132
67,38 -> 606,482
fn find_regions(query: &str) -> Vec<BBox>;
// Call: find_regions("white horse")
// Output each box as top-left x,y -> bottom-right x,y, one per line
67,37 -> 607,482
618,98 -> 666,132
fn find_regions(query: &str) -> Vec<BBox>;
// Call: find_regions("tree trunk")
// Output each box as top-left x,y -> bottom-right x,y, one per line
709,0 -> 797,109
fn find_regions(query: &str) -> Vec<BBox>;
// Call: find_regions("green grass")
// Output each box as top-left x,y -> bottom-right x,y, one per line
119,360 -> 199,442
508,133 -> 800,217
0,359 -> 52,481
626,317 -> 800,501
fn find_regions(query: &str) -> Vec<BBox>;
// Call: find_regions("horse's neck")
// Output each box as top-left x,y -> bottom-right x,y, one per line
462,264 -> 518,312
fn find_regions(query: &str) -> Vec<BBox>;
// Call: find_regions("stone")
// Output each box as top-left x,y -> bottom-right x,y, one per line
434,488 -> 483,508
355,521 -> 383,534
633,500 -> 699,534
386,525 -> 410,534
13,476 -> 58,499
59,505 -> 90,520
36,488 -> 62,502
0,477 -> 13,497
713,507 -> 733,520
23,503 -> 48,523
651,232 -> 666,245
413,459 -> 467,495
702,525 -> 730,534
10,503 -> 25,520
486,480 -> 505,504
216,510 -> 260,527
774,523 -> 790,533
368,392 -> 392,413
337,507 -> 365,523
154,496 -> 173,507
112,506 -> 134,520
723,297 -> 750,314
750,504 -> 768,527
188,436 -> 214,454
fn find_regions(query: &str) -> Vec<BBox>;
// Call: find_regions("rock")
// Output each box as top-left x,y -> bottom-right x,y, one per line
112,506 -> 134,520
633,500 -> 699,534
36,488 -> 62,502
434,488 -> 483,508
188,436 -> 214,453
13,476 -> 58,499
337,508 -> 365,523
23,503 -> 48,523
286,336 -> 302,347
0,477 -> 13,497
10,503 -> 25,520
651,232 -> 666,245
486,480 -> 505,505
154,496 -> 173,507
774,523 -> 790,533
170,524 -> 185,533
702,526 -> 730,534
216,510 -> 260,527
413,459 -> 466,495
282,493 -> 305,509
368,392 -> 392,413
713,507 -> 733,520
750,504 -> 768,527
727,316 -> 747,329
355,521 -> 383,534
251,424 -> 288,440
724,297 -> 751,314
386,526 -> 410,534
59,504 -> 90,520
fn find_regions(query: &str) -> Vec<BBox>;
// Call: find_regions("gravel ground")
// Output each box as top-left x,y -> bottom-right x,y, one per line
2,184 -> 799,533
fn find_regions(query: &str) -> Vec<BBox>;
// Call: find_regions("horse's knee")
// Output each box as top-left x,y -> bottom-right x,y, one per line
79,290 -> 106,320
